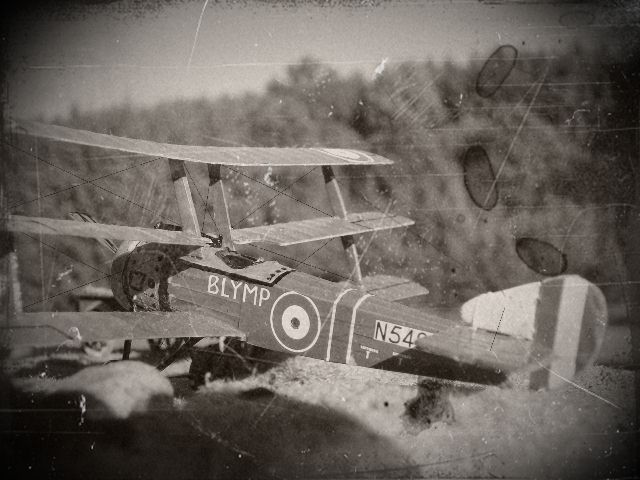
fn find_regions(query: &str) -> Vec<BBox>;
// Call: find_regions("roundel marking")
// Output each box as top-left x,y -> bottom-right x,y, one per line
282,305 -> 310,340
316,148 -> 375,164
270,291 -> 321,353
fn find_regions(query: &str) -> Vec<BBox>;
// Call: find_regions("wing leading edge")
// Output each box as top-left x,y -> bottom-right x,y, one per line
11,120 -> 393,167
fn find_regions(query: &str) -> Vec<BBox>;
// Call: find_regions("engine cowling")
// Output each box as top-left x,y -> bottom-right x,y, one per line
110,241 -> 183,311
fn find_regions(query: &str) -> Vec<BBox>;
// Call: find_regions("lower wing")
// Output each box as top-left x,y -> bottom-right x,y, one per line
1,311 -> 244,347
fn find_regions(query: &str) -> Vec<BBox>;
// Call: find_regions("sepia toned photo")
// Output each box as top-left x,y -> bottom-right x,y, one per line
1,1 -> 638,478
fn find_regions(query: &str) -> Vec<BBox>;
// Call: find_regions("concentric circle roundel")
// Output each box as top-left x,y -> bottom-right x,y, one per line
270,292 -> 321,352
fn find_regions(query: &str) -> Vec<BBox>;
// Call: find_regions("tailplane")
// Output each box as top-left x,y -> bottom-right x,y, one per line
461,275 -> 608,389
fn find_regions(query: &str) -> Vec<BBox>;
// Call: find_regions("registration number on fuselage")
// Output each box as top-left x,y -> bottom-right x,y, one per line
373,320 -> 433,348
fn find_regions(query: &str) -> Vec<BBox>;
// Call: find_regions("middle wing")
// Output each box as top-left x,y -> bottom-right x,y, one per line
2,311 -> 245,348
233,211 -> 413,246
5,215 -> 210,246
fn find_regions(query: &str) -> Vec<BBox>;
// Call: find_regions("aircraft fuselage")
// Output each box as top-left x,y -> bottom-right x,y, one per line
111,241 -> 460,375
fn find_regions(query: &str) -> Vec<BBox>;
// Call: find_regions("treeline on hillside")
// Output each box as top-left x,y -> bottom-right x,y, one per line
8,43 -> 638,311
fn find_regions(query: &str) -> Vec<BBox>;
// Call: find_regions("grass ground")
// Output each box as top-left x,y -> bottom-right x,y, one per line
2,339 -> 635,479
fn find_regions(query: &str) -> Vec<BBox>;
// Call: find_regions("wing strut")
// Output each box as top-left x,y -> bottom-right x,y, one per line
208,164 -> 235,250
1,189 -> 23,322
322,166 -> 363,284
168,159 -> 200,236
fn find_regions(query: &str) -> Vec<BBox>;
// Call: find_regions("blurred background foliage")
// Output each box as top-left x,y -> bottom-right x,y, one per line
7,42 -> 638,314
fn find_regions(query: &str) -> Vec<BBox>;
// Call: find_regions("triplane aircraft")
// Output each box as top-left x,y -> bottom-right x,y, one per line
2,120 -> 608,392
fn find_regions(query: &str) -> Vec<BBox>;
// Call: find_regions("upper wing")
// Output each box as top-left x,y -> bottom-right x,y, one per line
1,311 -> 245,347
5,215 -> 210,246
12,120 -> 393,167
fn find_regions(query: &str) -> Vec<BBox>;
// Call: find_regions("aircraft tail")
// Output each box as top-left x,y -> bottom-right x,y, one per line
67,212 -> 119,254
461,275 -> 608,389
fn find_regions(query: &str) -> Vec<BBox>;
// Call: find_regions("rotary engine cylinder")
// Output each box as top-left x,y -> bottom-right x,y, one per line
110,241 -> 180,312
